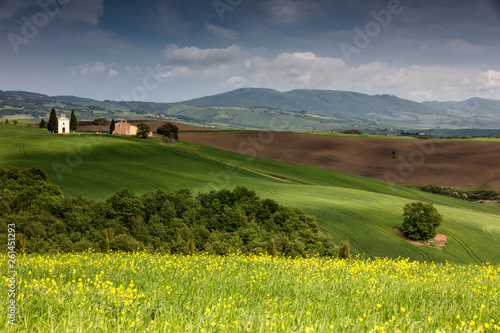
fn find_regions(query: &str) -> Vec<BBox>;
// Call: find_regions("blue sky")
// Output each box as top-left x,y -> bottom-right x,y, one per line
1,0 -> 499,103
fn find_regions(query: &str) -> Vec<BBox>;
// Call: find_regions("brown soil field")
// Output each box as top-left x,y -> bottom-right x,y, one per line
77,120 -> 215,132
180,131 -> 500,189
394,228 -> 447,250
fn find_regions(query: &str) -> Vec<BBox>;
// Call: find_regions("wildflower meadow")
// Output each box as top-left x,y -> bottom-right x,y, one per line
1,252 -> 499,332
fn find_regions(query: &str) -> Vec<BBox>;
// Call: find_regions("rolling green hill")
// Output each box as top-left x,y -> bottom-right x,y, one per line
1,124 -> 499,264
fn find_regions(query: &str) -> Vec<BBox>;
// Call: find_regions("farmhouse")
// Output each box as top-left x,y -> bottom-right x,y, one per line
58,114 -> 69,134
113,120 -> 137,135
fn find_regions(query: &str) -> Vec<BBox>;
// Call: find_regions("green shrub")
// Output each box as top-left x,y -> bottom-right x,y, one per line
401,202 -> 442,241
338,239 -> 351,259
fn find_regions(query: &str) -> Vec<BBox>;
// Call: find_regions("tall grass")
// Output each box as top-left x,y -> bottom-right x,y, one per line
1,252 -> 499,332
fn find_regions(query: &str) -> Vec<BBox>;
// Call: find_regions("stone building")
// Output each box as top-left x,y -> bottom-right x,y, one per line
113,120 -> 137,135
58,114 -> 69,134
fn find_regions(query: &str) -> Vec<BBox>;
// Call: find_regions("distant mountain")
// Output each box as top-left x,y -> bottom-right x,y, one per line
1,88 -> 500,132
181,88 -> 442,121
422,97 -> 500,118
0,90 -> 52,100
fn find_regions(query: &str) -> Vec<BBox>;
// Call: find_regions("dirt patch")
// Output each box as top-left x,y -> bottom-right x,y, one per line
180,131 -> 500,189
394,227 -> 447,250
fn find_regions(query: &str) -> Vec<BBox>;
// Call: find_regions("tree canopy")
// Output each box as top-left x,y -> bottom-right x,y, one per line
109,119 -> 115,134
93,118 -> 110,134
136,123 -> 151,139
401,202 -> 443,241
39,119 -> 47,128
0,167 -> 340,257
70,109 -> 78,132
47,108 -> 58,133
157,122 -> 179,141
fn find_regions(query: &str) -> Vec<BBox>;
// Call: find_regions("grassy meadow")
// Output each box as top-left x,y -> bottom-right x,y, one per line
1,252 -> 499,332
1,125 -> 500,264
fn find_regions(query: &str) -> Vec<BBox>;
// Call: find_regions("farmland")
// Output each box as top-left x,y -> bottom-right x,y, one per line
180,131 -> 500,189
1,125 -> 499,264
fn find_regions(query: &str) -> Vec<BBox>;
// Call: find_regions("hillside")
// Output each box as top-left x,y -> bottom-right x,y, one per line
1,125 -> 499,264
181,88 -> 437,119
2,89 -> 500,132
180,88 -> 500,129
180,131 -> 500,189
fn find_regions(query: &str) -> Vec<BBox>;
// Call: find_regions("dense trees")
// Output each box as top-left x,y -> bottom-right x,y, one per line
70,109 -> 78,132
401,202 -> 443,241
157,122 -> 179,141
47,108 -> 58,133
136,123 -> 151,139
0,167 -> 341,257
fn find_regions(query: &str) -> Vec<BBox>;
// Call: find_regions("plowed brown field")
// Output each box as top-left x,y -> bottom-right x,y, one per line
181,131 -> 500,189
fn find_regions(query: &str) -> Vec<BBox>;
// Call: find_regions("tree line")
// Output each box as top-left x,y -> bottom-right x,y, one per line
39,111 -> 179,140
0,167 -> 347,257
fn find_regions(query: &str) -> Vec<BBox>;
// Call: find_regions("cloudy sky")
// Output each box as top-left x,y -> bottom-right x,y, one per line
1,0 -> 499,103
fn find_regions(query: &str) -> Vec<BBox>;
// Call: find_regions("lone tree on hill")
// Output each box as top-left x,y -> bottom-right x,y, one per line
136,123 -> 151,139
39,119 -> 47,128
70,109 -> 78,132
47,108 -> 58,133
401,202 -> 443,241
157,122 -> 179,141
12,119 -> 18,125
93,118 -> 110,134
109,119 -> 115,134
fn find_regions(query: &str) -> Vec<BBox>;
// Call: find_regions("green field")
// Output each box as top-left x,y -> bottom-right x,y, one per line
1,253 -> 498,332
1,125 -> 499,264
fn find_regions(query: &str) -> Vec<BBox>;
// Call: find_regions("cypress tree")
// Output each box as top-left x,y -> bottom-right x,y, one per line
338,239 -> 351,259
185,239 -> 195,256
16,233 -> 26,254
70,109 -> 78,132
99,229 -> 110,253
266,238 -> 277,257
47,108 -> 58,133
109,118 -> 115,134
39,119 -> 47,128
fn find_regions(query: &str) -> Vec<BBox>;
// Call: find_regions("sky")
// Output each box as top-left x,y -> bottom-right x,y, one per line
0,0 -> 500,103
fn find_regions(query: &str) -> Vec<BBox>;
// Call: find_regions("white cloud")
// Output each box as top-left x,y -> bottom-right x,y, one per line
162,44 -> 243,65
108,68 -> 120,77
222,76 -> 248,88
75,61 -> 106,75
445,39 -> 487,55
156,45 -> 500,101
73,61 -> 120,77
204,22 -> 239,40
124,66 -> 144,75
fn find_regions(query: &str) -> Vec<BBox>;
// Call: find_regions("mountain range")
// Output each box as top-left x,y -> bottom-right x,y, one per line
1,88 -> 500,133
